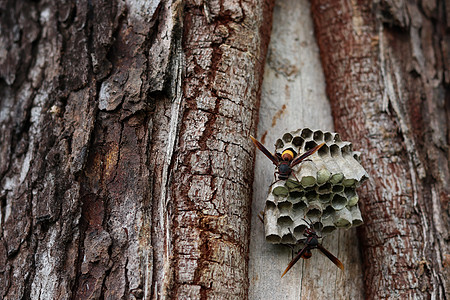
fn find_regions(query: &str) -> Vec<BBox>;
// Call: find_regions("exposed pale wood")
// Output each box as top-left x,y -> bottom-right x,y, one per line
248,1 -> 364,299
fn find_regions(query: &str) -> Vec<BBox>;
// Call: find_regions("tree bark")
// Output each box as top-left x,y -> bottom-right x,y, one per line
310,0 -> 449,298
0,0 -> 273,299
167,0 -> 274,298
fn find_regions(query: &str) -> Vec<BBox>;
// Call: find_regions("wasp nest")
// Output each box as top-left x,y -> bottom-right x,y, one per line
264,128 -> 368,244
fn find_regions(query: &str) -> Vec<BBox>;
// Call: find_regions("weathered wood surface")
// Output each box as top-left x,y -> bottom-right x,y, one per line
248,1 -> 364,299
310,0 -> 449,298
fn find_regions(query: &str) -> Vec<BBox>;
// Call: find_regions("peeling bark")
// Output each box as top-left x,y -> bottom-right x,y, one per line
310,0 -> 449,298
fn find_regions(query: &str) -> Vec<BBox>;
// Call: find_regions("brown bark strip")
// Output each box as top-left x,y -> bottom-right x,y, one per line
310,0 -> 449,298
166,0 -> 274,298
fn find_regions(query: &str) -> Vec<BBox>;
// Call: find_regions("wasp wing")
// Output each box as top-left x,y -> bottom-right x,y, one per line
290,142 -> 325,168
250,136 -> 279,165
317,244 -> 344,270
281,245 -> 310,278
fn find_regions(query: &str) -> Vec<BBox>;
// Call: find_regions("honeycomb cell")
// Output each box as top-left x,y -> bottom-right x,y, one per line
277,215 -> 293,226
305,200 -> 322,218
298,161 -> 317,187
281,233 -> 296,244
292,136 -> 304,147
331,193 -> 348,210
318,144 -> 330,157
317,168 -> 331,184
265,199 -> 277,209
285,179 -> 301,189
333,207 -> 352,228
266,235 -> 281,244
317,182 -> 332,194
263,207 -> 280,243
278,201 -> 293,215
301,128 -> 313,139
282,133 -> 293,143
334,133 -> 342,142
332,184 -> 344,193
293,201 -> 307,211
305,140 -> 319,151
322,205 -> 335,218
350,205 -> 363,226
340,142 -> 352,155
319,193 -> 332,203
313,130 -> 324,141
294,223 -> 308,237
330,144 -> 340,157
289,189 -> 304,198
321,216 -> 336,234
330,173 -> 344,184
292,209 -> 306,229
272,185 -> 289,197
275,139 -> 284,149
342,178 -> 356,187
345,188 -> 359,206
353,151 -> 361,162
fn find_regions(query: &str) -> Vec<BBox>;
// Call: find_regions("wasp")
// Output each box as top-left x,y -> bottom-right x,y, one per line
250,136 -> 324,182
281,219 -> 344,277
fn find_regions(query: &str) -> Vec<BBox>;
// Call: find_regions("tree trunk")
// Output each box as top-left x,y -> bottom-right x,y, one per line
310,0 -> 449,298
167,1 -> 274,298
0,0 -> 273,299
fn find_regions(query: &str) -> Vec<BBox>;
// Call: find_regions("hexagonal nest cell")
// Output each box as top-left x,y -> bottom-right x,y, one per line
263,128 -> 368,244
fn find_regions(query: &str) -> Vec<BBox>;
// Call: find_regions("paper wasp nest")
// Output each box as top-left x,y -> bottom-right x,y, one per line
264,128 -> 368,244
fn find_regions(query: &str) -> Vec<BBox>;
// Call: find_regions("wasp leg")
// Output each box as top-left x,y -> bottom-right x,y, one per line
269,179 -> 281,188
291,172 -> 300,183
257,211 -> 265,224
284,228 -> 297,259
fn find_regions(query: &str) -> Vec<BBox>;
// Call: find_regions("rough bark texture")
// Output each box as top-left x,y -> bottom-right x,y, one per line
0,1 -> 175,298
0,0 -> 273,299
170,1 -> 274,298
310,0 -> 449,298
248,1 -> 364,299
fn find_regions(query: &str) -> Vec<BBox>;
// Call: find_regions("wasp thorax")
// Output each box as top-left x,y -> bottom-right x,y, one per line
278,163 -> 291,176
